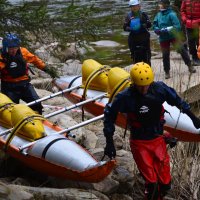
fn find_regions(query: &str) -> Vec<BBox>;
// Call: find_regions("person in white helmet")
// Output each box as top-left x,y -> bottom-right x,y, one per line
123,0 -> 152,65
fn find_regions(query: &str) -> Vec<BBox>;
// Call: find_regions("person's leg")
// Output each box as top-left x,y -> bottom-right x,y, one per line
172,39 -> 196,73
154,138 -> 171,199
133,32 -> 151,65
130,140 -> 159,200
186,28 -> 199,61
21,82 -> 43,114
128,35 -> 136,63
1,82 -> 20,103
160,41 -> 170,79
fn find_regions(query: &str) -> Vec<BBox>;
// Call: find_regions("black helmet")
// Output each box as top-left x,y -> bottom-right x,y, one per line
158,0 -> 170,5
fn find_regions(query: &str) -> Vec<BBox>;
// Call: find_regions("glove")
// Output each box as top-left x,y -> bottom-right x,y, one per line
43,66 -> 60,79
154,29 -> 161,35
104,135 -> 116,159
184,109 -> 200,129
164,133 -> 177,149
160,28 -> 168,33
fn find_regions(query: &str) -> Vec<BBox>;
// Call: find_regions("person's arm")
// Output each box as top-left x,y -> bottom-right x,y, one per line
103,93 -> 125,159
21,47 -> 45,70
103,95 -> 123,138
159,82 -> 200,129
153,14 -> 161,35
141,12 -> 152,29
123,13 -> 131,32
169,12 -> 181,32
180,1 -> 187,24
21,47 -> 59,78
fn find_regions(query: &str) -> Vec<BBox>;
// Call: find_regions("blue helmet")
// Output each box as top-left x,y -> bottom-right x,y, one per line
2,33 -> 20,50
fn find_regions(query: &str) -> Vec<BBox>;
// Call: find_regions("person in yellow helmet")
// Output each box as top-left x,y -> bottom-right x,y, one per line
103,62 -> 200,200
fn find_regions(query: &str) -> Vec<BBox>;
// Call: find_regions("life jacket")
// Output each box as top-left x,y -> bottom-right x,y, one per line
130,17 -> 141,33
127,92 -> 165,139
129,94 -> 163,127
1,49 -> 28,78
128,11 -> 148,34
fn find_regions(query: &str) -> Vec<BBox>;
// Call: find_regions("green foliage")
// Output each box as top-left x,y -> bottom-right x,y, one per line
0,0 -> 54,47
0,0 -> 105,51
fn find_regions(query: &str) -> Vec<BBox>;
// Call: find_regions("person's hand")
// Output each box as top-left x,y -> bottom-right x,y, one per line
104,136 -> 116,159
160,28 -> 168,33
154,29 -> 161,35
184,109 -> 200,129
164,137 -> 177,148
163,132 -> 177,148
43,66 -> 60,79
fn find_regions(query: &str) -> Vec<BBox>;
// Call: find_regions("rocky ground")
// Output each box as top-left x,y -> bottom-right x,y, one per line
0,42 -> 200,200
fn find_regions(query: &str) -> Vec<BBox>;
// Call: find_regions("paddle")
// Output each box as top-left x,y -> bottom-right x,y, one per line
27,85 -> 80,107
0,93 -> 107,137
19,114 -> 104,152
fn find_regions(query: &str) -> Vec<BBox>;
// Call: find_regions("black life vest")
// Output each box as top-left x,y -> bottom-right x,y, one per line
134,93 -> 163,127
2,49 -> 27,78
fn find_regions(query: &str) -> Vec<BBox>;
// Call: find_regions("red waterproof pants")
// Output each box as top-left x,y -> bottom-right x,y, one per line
130,137 -> 171,185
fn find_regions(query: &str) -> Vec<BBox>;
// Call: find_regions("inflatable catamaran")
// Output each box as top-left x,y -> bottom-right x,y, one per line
0,93 -> 116,182
54,59 -> 200,142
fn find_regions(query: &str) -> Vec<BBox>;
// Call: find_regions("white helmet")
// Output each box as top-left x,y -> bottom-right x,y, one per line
129,0 -> 140,6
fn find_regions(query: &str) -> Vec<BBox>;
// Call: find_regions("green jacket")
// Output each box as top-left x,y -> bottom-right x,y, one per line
153,8 -> 182,42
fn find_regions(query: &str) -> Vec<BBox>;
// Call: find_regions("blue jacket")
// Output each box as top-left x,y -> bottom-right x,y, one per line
103,81 -> 190,140
153,8 -> 182,42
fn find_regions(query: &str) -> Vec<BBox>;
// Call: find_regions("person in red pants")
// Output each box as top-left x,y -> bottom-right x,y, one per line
103,62 -> 200,199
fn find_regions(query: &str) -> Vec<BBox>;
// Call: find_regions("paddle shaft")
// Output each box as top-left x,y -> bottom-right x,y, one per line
0,85 -> 80,136
0,93 -> 106,137
27,85 -> 80,106
19,114 -> 104,151
45,93 -> 106,118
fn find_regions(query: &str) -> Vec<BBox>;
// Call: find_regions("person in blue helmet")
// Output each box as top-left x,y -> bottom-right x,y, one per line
0,33 -> 58,114
153,0 -> 196,79
123,0 -> 152,65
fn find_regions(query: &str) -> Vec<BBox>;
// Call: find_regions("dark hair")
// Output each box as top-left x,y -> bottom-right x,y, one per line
158,0 -> 170,5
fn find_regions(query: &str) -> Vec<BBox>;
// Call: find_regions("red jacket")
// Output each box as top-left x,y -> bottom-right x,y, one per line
181,0 -> 200,28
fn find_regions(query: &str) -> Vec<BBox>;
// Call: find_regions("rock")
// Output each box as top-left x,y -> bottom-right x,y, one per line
116,150 -> 135,172
112,166 -> 133,183
0,181 -> 33,200
10,185 -> 102,200
90,40 -> 121,47
93,176 -> 119,194
83,130 -> 98,149
62,59 -> 82,76
111,193 -> 133,200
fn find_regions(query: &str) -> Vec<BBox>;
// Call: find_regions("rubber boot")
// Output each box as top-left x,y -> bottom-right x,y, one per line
165,71 -> 170,79
145,183 -> 159,200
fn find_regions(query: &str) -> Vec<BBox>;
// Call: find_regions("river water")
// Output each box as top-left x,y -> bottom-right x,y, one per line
9,0 -> 167,66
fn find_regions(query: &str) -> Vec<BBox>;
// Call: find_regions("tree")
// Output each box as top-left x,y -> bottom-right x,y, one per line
0,0 -> 104,53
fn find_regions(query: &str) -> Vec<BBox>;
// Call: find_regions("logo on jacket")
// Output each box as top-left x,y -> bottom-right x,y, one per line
10,62 -> 17,68
139,105 -> 149,114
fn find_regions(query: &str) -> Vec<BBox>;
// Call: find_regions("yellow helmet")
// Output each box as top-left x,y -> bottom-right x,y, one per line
130,62 -> 154,86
